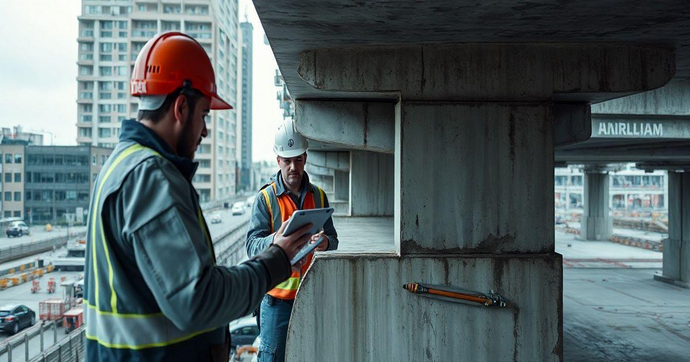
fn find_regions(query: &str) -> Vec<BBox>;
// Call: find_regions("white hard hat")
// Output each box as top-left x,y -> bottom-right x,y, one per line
273,119 -> 308,158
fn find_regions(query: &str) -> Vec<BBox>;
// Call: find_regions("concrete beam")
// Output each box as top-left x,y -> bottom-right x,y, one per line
592,80 -> 690,116
555,143 -> 690,163
296,100 -> 395,153
554,103 -> 591,147
307,150 -> 350,171
298,44 -> 674,102
305,163 -> 334,177
287,254 -> 562,361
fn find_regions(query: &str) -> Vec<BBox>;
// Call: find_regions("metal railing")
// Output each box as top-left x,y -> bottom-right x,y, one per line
0,321 -> 67,362
0,232 -> 87,264
214,220 -> 250,266
28,327 -> 85,362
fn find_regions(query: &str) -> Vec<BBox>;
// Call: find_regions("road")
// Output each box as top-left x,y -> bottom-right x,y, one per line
0,226 -> 87,250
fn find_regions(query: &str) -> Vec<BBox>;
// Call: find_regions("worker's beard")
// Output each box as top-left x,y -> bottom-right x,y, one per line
177,113 -> 198,160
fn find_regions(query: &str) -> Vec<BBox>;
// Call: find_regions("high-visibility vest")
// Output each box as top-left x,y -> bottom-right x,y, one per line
84,142 -> 222,359
260,182 -> 326,300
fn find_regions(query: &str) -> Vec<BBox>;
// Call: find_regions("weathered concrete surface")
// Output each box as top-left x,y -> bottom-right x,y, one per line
397,102 -> 553,254
350,151 -> 394,217
580,172 -> 613,241
298,44 -> 674,102
307,150 -> 350,171
655,172 -> 690,288
334,170 -> 349,201
592,79 -> 690,116
287,254 -> 562,361
254,0 -> 690,102
296,101 -> 395,153
554,103 -> 591,147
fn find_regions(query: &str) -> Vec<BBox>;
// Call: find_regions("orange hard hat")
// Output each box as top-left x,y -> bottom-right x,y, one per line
131,32 -> 232,110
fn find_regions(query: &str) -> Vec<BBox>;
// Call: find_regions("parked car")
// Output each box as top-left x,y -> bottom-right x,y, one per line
211,213 -> 223,224
232,202 -> 246,216
0,304 -> 35,335
229,316 -> 259,351
6,221 -> 30,238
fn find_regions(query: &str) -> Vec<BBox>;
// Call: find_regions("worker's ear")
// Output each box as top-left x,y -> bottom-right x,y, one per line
173,94 -> 189,125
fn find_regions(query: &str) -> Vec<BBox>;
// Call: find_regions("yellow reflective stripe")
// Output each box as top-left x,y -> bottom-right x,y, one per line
274,276 -> 301,291
85,327 -> 216,350
91,143 -> 158,312
197,208 -> 215,266
83,301 -> 164,319
318,187 -> 325,208
261,188 -> 273,233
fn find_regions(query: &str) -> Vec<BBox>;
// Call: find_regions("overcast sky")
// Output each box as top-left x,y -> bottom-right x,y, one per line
0,0 -> 283,162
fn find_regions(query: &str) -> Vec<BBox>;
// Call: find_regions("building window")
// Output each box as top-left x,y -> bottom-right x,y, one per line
98,128 -> 112,138
13,211 -> 20,218
92,156 -> 97,165
5,173 -> 11,183
14,154 -> 22,164
100,155 -> 106,165
14,173 -> 20,182
4,154 -> 11,164
3,211 -> 10,218
4,192 -> 10,201
99,116 -> 111,123
14,192 -> 21,202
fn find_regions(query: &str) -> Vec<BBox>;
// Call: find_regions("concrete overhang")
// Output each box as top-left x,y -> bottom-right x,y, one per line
255,0 -> 689,101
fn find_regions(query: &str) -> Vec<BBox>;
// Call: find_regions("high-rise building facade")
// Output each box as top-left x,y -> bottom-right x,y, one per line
76,0 -> 240,202
239,21 -> 253,191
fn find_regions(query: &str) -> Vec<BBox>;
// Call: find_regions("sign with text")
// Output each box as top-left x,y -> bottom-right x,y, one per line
592,118 -> 690,139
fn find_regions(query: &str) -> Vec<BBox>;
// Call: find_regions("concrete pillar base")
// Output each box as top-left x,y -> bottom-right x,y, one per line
580,216 -> 614,241
287,254 -> 563,361
653,274 -> 690,289
658,172 -> 690,285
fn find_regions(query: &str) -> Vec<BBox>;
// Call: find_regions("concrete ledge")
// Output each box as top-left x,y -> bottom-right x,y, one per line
287,253 -> 563,361
298,44 -> 675,102
653,274 -> 690,289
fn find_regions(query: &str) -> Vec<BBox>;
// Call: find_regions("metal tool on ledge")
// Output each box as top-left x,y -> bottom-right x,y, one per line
403,282 -> 508,307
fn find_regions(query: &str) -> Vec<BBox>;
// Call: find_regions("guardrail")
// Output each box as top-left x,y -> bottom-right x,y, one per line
213,220 -> 250,266
28,327 -> 85,362
0,231 -> 87,264
0,320 -> 65,362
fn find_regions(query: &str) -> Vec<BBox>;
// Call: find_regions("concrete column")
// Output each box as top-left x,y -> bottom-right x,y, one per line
655,172 -> 690,288
286,43 -> 673,362
580,172 -> 614,240
350,151 -> 394,216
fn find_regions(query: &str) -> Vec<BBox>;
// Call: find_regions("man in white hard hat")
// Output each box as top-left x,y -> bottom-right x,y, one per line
245,119 -> 339,362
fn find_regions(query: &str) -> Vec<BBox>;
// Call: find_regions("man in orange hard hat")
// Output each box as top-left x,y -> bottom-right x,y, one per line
84,32 -> 311,362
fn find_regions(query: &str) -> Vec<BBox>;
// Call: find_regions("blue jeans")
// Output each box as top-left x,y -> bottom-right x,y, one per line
257,295 -> 293,362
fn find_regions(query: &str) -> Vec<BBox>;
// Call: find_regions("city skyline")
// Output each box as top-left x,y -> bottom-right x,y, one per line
0,0 -> 285,164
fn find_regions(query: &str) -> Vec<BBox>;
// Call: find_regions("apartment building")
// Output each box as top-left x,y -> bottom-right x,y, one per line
76,0 -> 241,202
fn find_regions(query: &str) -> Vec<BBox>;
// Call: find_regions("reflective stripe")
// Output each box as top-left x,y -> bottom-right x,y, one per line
84,304 -> 214,350
273,276 -> 300,291
318,187 -> 325,208
91,144 -> 151,310
261,188 -> 273,233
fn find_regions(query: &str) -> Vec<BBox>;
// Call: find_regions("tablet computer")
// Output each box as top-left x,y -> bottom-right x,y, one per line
282,208 -> 334,265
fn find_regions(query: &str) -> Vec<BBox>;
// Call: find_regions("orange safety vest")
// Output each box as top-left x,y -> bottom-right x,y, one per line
260,182 -> 326,300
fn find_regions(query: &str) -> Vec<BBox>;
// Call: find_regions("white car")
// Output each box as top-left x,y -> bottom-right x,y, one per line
232,202 -> 245,216
210,213 -> 222,224
6,221 -> 30,238
245,196 -> 256,208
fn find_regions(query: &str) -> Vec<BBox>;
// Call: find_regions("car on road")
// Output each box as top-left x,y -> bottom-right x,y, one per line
229,316 -> 259,352
0,304 -> 35,335
6,221 -> 30,238
211,213 -> 223,224
232,202 -> 246,216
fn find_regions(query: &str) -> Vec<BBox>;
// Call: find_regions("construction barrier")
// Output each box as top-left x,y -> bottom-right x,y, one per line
610,234 -> 664,252
0,265 -> 55,290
